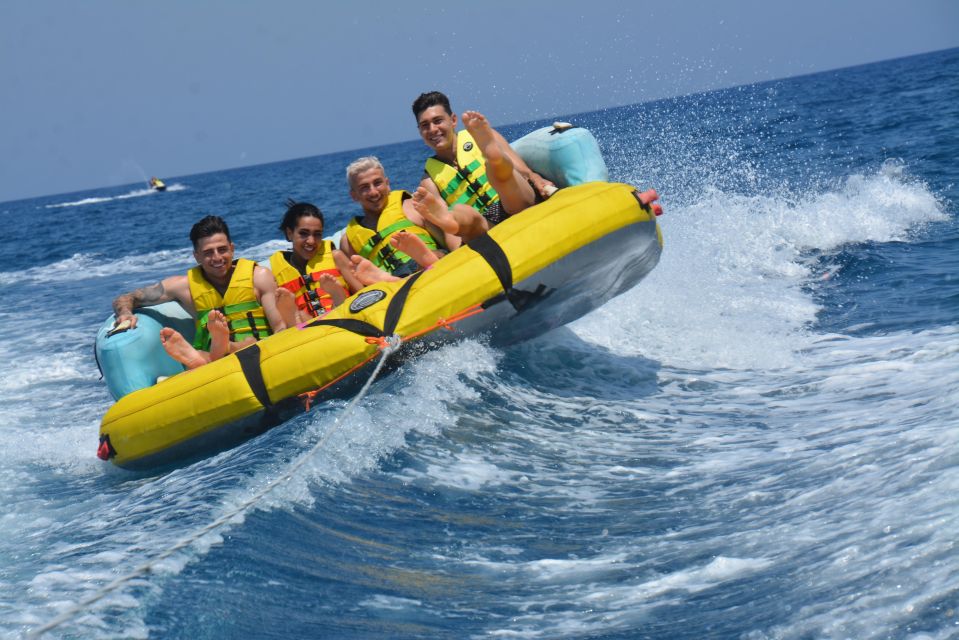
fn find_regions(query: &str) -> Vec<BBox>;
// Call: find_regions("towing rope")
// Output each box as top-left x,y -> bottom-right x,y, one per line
299,303 -> 485,411
27,334 -> 403,639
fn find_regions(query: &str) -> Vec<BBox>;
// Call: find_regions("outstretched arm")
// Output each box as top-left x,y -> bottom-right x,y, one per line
112,275 -> 187,329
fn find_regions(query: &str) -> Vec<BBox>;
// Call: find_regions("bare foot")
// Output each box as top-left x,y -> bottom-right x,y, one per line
160,327 -> 209,370
390,230 -> 439,268
318,274 -> 348,307
350,254 -> 399,285
461,110 -> 513,182
333,250 -> 363,294
275,287 -> 300,327
207,309 -> 230,361
412,187 -> 459,235
461,110 -> 534,216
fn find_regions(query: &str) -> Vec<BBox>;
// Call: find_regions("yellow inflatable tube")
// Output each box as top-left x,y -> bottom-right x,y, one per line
99,181 -> 662,469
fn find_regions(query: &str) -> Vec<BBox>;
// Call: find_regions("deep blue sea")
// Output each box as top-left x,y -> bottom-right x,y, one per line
2,48 -> 957,639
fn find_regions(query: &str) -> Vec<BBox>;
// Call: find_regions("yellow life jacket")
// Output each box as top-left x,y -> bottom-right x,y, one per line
425,130 -> 500,214
269,242 -> 345,318
345,190 -> 438,274
187,258 -> 271,350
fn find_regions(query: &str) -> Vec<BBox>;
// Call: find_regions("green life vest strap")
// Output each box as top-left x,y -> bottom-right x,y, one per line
193,301 -> 271,349
359,218 -> 438,274
440,160 -> 496,211
359,218 -> 416,259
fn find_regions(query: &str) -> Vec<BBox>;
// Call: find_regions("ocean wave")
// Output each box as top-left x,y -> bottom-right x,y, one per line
0,251 -> 190,287
573,163 -> 950,371
44,183 -> 187,208
0,238 -> 289,287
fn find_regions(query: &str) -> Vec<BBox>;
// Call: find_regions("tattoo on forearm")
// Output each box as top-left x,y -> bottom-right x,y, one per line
114,282 -> 165,315
135,282 -> 166,304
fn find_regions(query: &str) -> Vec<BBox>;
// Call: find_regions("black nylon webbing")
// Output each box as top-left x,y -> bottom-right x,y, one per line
306,317 -> 384,337
305,268 -> 425,339
247,311 -> 261,340
458,167 -> 493,209
382,269 -> 423,335
467,233 -> 552,312
466,233 -> 514,297
364,230 -> 385,254
235,343 -> 271,408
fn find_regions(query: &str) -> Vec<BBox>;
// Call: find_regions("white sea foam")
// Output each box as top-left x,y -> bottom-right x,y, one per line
468,552 -> 634,583
0,238 -> 289,288
584,555 -> 774,603
0,250 -> 191,287
359,594 -> 423,610
424,452 -> 523,491
574,165 -> 950,370
479,554 -> 774,638
233,338 -> 499,511
0,336 -> 503,638
44,183 -> 187,208
2,154 -> 955,639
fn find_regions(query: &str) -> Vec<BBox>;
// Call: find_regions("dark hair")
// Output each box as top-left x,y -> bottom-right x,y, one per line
412,91 -> 452,120
189,215 -> 231,248
279,199 -> 324,233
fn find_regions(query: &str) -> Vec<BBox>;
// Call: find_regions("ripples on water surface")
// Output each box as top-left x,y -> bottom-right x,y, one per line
1,49 -> 957,639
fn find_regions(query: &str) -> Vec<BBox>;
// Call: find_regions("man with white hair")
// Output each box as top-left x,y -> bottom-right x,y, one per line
340,156 -> 447,285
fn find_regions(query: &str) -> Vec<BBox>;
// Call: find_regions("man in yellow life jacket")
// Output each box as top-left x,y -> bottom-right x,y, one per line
339,156 -> 447,287
112,215 -> 285,370
410,90 -> 556,244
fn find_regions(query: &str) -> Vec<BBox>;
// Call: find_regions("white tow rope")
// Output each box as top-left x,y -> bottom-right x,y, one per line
28,335 -> 403,639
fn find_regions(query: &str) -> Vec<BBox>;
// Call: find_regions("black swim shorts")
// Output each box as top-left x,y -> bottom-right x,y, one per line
483,201 -> 507,226
389,259 -> 421,278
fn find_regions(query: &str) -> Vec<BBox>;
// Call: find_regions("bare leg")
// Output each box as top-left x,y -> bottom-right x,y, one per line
318,274 -> 348,307
230,337 -> 257,352
160,327 -> 210,370
390,230 -> 440,268
207,309 -> 231,361
461,110 -> 535,215
275,288 -> 300,327
334,249 -> 364,294
447,204 -> 489,242
424,219 -> 462,252
413,187 -> 488,242
350,254 -> 399,285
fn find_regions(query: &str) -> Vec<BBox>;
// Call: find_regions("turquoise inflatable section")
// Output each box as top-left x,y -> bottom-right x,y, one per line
510,124 -> 608,188
94,301 -> 194,401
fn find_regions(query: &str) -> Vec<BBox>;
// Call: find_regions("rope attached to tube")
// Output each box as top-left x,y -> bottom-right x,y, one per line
27,334 -> 403,639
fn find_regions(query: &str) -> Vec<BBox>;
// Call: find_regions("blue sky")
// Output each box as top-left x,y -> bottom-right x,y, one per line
1,0 -> 957,203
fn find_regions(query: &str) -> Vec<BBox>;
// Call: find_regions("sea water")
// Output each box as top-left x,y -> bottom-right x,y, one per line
1,48 -> 957,639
